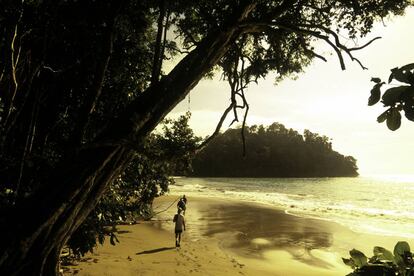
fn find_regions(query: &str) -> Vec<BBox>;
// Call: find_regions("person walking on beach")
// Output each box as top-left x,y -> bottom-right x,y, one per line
177,195 -> 187,214
173,209 -> 186,247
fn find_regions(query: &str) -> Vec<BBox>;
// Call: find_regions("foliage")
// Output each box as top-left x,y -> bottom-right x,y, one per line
368,63 -> 414,131
343,241 -> 414,276
155,112 -> 202,175
0,0 -> 155,202
192,122 -> 358,177
66,113 -> 200,257
173,0 -> 412,153
0,0 -> 411,274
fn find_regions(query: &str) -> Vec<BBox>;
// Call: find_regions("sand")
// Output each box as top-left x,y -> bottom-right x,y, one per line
64,195 -> 414,275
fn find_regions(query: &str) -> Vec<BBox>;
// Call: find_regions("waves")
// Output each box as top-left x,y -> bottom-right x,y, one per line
169,177 -> 414,238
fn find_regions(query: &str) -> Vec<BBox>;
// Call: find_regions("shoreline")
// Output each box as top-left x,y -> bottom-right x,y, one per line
168,176 -> 414,240
65,195 -> 414,275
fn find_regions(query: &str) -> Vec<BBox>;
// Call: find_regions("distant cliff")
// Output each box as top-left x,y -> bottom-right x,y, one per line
191,123 -> 358,177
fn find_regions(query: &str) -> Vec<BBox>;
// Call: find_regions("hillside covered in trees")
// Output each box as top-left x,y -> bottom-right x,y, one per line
192,123 -> 358,177
0,0 -> 407,274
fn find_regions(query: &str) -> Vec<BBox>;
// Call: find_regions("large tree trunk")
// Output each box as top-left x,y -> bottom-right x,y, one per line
0,2 -> 256,275
0,146 -> 132,275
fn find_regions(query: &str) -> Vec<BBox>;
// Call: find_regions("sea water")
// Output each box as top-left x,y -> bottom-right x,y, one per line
168,176 -> 414,238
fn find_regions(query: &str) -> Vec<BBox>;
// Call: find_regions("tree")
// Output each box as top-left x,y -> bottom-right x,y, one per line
67,113 -> 199,257
191,123 -> 358,177
0,1 -> 411,275
156,112 -> 202,175
368,63 -> 414,131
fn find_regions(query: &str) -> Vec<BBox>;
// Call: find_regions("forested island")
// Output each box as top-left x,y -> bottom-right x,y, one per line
1,0 -> 407,274
191,123 -> 358,177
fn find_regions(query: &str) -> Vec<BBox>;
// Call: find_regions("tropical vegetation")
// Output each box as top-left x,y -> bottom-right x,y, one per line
192,123 -> 358,177
343,241 -> 414,276
67,113 -> 199,257
368,63 -> 414,131
0,1 -> 411,275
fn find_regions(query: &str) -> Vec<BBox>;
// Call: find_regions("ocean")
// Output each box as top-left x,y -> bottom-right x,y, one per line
168,176 -> 414,238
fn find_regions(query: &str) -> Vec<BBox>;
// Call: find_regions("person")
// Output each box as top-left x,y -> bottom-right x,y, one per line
173,209 -> 186,247
177,195 -> 187,214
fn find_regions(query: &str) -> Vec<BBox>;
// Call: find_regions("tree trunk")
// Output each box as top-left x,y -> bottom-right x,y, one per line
0,2 -> 256,275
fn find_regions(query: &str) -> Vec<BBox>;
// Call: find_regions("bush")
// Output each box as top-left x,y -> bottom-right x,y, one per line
343,241 -> 414,275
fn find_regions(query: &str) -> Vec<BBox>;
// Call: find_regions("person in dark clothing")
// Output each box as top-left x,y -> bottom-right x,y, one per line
177,195 -> 187,214
173,209 -> 186,247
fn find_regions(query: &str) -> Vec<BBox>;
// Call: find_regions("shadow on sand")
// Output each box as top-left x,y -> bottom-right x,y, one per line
136,247 -> 175,255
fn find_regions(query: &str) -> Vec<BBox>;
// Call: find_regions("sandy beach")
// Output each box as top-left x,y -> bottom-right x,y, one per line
64,195 -> 414,275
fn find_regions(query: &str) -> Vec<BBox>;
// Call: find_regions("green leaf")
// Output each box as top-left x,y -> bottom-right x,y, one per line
377,110 -> 388,123
350,249 -> 368,268
400,86 -> 414,102
406,72 -> 414,85
400,63 -> 414,72
373,246 -> 394,262
394,241 -> 411,268
388,71 -> 394,84
390,67 -> 410,84
371,77 -> 381,83
382,86 -> 410,106
368,83 -> 383,106
386,109 -> 401,131
394,253 -> 405,268
394,241 -> 411,257
342,257 -> 355,267
403,105 -> 414,122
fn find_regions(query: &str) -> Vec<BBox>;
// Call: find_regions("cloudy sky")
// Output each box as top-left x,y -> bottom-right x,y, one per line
168,7 -> 414,177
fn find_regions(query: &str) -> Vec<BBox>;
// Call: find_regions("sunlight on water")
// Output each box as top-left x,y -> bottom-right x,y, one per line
366,174 -> 414,183
169,177 -> 414,238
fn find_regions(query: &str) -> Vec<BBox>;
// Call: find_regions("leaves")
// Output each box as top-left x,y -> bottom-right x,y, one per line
369,63 -> 414,131
386,108 -> 401,131
381,86 -> 410,106
342,257 -> 355,268
377,109 -> 388,123
192,122 -> 358,177
394,241 -> 411,257
373,246 -> 394,262
371,77 -> 381,83
389,67 -> 410,84
393,241 -> 413,269
403,105 -> 414,122
344,242 -> 414,275
400,63 -> 414,72
350,249 -> 368,268
368,82 -> 383,106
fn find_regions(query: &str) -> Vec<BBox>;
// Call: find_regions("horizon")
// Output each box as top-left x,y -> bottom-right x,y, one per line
168,7 -> 414,176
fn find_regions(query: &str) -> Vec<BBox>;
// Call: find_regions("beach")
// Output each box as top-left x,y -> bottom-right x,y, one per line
64,195 -> 413,275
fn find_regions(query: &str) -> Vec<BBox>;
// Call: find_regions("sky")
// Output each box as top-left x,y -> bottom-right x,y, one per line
167,7 -> 414,177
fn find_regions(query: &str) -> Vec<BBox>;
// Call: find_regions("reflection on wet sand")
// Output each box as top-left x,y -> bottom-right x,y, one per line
153,195 -> 413,275
154,197 -> 336,269
197,202 -> 334,268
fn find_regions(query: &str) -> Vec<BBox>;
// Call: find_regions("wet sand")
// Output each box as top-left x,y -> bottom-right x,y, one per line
65,195 -> 414,275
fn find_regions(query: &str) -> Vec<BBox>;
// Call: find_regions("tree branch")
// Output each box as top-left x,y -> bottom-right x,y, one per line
151,0 -> 166,86
70,6 -> 119,145
238,20 -> 379,70
196,102 -> 235,152
298,24 -> 379,70
298,36 -> 327,63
